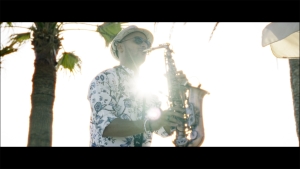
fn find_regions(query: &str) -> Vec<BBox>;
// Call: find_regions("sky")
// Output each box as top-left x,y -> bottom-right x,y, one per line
1,22 -> 298,147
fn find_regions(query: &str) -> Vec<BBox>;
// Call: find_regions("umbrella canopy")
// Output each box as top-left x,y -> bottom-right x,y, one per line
262,22 -> 299,59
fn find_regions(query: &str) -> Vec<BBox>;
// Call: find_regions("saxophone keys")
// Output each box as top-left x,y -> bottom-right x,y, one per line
188,114 -> 196,127
187,103 -> 194,113
189,130 -> 198,140
176,124 -> 185,132
186,107 -> 192,115
175,137 -> 188,146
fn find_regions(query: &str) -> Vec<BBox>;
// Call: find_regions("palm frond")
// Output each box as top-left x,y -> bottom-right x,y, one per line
57,22 -> 64,30
29,25 -> 37,31
0,42 -> 18,69
0,22 -> 13,27
209,22 -> 219,42
56,52 -> 82,73
9,32 -> 31,46
0,45 -> 18,57
50,22 -> 57,30
35,22 -> 44,29
97,22 -> 125,47
0,27 -> 30,57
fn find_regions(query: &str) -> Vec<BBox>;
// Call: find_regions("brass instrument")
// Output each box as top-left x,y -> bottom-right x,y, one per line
144,43 -> 209,147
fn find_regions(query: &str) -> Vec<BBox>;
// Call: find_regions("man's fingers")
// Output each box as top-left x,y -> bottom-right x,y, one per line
177,71 -> 185,76
162,116 -> 177,126
176,71 -> 186,77
166,122 -> 178,127
177,74 -> 186,78
166,111 -> 184,120
165,114 -> 185,125
173,112 -> 185,119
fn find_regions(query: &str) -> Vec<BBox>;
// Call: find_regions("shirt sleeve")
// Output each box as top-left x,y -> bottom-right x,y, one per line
154,126 -> 174,138
88,72 -> 118,138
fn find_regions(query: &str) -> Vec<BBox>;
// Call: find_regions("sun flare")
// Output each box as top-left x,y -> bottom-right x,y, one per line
146,107 -> 161,120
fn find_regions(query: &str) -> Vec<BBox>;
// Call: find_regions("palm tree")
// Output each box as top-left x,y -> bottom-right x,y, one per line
289,59 -> 299,146
0,22 -> 125,146
209,22 -> 300,146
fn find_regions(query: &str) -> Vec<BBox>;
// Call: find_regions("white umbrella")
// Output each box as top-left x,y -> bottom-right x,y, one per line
262,22 -> 299,59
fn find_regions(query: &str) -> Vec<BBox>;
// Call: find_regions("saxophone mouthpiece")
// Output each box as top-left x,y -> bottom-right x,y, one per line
143,48 -> 152,53
143,43 -> 171,53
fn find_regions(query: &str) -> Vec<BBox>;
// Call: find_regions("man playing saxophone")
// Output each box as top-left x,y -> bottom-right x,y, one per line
87,25 -> 194,147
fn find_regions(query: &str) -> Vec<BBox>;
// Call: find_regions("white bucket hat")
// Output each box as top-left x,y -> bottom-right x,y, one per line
110,25 -> 154,60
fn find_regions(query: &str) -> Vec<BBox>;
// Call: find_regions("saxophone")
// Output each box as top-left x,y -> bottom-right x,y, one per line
144,43 -> 209,147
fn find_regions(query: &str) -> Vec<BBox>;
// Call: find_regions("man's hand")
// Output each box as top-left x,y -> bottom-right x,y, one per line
176,71 -> 190,96
176,70 -> 189,86
150,106 -> 186,132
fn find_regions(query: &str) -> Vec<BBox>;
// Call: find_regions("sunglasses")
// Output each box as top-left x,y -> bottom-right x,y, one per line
120,36 -> 151,47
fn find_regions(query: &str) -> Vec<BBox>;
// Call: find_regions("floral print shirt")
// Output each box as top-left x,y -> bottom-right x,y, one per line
87,65 -> 170,147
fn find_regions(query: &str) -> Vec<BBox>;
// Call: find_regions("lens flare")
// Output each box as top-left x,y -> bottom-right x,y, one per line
146,107 -> 161,120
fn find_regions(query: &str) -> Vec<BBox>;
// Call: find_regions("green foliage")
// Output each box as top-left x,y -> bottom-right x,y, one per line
35,22 -> 44,30
9,32 -> 31,46
97,22 -> 124,47
56,52 -> 82,73
34,22 -> 59,34
0,24 -> 30,68
0,22 -> 13,27
1,32 -> 31,58
50,22 -> 57,30
29,25 -> 37,31
0,45 -> 18,57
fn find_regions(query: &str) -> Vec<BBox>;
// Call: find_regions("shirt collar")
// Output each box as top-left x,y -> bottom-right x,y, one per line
119,65 -> 135,76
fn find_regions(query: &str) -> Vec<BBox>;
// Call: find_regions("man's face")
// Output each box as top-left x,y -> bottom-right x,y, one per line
120,32 -> 150,66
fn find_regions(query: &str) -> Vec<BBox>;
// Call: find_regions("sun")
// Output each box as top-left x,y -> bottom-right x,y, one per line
137,53 -> 170,109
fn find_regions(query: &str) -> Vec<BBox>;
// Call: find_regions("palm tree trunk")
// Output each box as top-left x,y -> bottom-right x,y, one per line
27,23 -> 59,146
289,59 -> 299,146
28,60 -> 56,146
